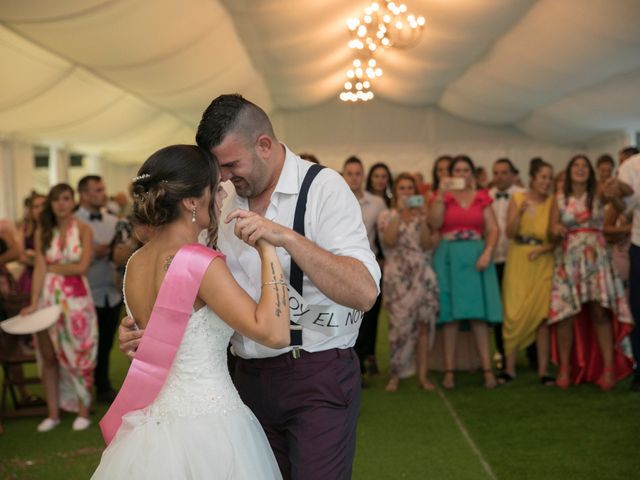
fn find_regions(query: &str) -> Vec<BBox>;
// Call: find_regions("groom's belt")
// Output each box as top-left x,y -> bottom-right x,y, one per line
238,347 -> 355,367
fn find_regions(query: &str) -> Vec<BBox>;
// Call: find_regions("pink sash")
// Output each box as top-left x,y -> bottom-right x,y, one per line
99,243 -> 224,445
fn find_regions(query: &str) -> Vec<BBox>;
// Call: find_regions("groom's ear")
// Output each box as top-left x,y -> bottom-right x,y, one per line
255,134 -> 272,159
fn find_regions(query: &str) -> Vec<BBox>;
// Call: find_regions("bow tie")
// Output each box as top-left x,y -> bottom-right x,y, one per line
89,212 -> 103,221
495,192 -> 509,200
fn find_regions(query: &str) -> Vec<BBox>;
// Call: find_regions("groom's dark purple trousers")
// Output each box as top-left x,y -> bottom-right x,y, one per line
234,347 -> 361,480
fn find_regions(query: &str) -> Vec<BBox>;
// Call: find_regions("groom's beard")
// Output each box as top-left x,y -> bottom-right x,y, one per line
231,152 -> 270,199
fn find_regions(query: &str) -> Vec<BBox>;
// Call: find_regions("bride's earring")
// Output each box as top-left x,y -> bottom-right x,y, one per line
191,206 -> 197,223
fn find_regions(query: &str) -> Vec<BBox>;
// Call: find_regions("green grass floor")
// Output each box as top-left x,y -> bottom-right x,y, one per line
1,311 -> 639,479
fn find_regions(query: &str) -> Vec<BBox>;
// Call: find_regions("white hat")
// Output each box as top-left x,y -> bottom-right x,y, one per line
0,305 -> 61,335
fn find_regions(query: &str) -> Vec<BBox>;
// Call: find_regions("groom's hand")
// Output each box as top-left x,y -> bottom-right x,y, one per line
118,316 -> 144,359
226,209 -> 291,247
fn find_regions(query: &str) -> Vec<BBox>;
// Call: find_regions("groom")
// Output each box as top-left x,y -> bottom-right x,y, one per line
120,94 -> 380,479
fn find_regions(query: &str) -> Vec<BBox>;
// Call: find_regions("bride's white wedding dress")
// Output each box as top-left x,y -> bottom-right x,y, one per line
92,293 -> 282,479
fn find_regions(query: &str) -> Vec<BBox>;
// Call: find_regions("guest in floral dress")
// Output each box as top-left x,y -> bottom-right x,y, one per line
378,173 -> 439,392
22,183 -> 98,431
548,155 -> 634,390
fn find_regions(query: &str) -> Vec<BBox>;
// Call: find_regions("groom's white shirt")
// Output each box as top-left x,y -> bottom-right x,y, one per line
216,145 -> 381,359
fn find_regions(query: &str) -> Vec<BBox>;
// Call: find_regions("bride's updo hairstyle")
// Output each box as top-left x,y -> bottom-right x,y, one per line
132,145 -> 219,246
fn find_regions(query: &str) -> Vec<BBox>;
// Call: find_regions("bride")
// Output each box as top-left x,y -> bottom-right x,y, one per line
92,145 -> 287,479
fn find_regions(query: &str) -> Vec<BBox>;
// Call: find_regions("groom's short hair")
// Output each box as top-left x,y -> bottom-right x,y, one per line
196,94 -> 276,152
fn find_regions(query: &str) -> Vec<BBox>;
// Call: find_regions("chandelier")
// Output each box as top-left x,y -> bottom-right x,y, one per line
340,1 -> 425,102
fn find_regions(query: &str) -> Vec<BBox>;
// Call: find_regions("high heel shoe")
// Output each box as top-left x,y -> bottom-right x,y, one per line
556,365 -> 571,390
596,368 -> 616,392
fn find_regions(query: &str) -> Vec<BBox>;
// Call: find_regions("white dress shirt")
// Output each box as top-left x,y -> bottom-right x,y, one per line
358,191 -> 387,256
218,145 -> 381,359
489,185 -> 524,264
618,153 -> 640,247
75,207 -> 122,308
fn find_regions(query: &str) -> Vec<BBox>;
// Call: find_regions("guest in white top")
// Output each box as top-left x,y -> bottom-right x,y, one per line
607,146 -> 640,392
342,156 -> 387,380
488,158 -> 525,369
75,175 -> 122,404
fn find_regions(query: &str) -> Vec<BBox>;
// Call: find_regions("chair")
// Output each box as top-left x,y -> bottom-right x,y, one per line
0,332 -> 47,431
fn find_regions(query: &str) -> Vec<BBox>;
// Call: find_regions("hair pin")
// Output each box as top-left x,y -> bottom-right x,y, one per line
131,173 -> 151,183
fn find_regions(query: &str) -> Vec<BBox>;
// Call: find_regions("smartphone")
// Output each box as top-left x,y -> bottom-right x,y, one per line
405,195 -> 424,208
444,177 -> 465,190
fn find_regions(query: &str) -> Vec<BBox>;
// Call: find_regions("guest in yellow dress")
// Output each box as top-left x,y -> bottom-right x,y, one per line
500,159 -> 555,385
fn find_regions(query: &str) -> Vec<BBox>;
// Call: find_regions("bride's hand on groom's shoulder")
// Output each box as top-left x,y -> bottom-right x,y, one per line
118,316 -> 144,360
226,209 -> 290,248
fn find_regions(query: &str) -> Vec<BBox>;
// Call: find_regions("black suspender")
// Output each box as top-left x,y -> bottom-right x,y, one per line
289,163 -> 325,348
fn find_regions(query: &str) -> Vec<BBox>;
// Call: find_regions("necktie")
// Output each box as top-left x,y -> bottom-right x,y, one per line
89,212 -> 103,221
495,192 -> 509,200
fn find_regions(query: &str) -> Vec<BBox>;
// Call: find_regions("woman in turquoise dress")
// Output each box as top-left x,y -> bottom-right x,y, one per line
429,155 -> 502,389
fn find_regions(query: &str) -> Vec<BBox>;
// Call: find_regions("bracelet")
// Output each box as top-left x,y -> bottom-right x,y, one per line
262,281 -> 288,287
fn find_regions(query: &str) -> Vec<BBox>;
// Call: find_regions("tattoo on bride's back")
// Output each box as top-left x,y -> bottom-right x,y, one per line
163,255 -> 175,272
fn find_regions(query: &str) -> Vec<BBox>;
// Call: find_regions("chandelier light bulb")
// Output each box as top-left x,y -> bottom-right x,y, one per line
342,0 -> 425,102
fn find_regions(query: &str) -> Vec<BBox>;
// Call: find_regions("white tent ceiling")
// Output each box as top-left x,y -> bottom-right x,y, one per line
1,0 -> 639,164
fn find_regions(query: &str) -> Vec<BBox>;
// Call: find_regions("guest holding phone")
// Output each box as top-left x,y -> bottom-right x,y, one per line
430,155 -> 502,389
431,156 -> 453,194
377,173 -> 438,392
